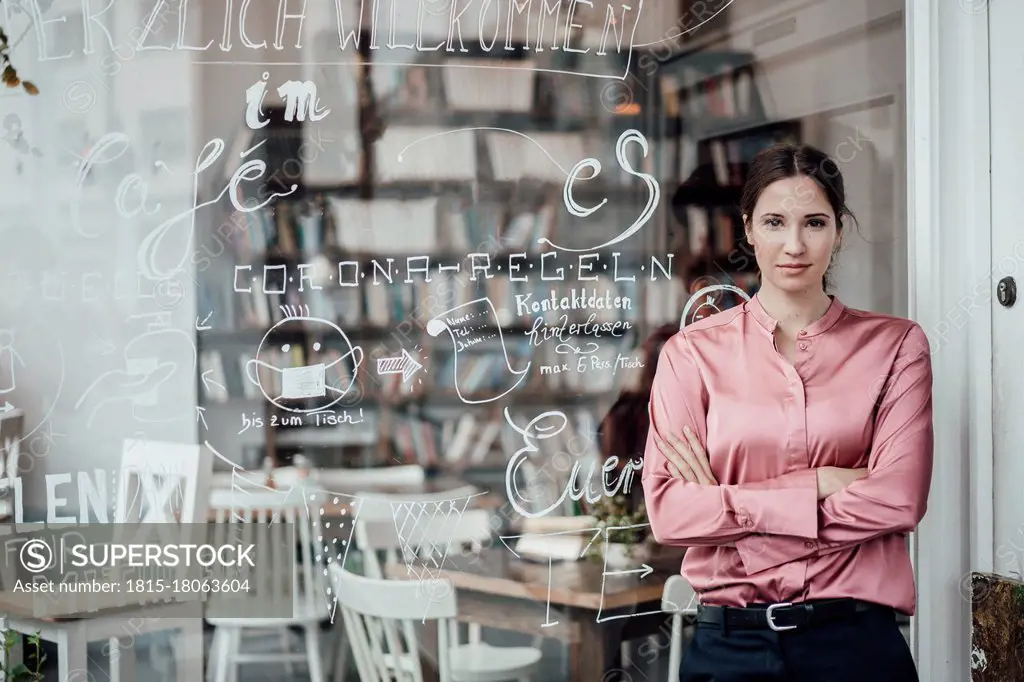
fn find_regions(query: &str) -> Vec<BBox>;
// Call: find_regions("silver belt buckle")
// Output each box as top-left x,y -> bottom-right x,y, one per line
766,602 -> 798,632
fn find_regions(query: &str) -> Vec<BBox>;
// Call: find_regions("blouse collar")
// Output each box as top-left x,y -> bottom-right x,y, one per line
748,293 -> 845,338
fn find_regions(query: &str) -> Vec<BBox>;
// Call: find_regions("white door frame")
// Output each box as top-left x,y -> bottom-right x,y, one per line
906,0 -> 991,679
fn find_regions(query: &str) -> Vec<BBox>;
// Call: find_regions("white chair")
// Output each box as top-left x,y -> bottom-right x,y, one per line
0,408 -> 23,519
116,438 -> 212,525
1,439 -> 213,682
329,562 -> 542,682
661,575 -> 698,679
339,501 -> 540,682
205,484 -> 332,682
325,484 -> 480,681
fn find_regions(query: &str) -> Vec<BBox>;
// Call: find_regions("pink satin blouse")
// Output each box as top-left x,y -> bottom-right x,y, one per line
642,295 -> 933,615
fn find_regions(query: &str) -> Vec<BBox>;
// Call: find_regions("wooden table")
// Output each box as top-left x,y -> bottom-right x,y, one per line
0,592 -> 202,681
385,544 -> 684,681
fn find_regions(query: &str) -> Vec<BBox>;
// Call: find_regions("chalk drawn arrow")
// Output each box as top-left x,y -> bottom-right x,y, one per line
201,370 -> 226,395
603,564 -> 654,580
196,405 -> 208,430
498,527 -> 604,629
375,348 -> 423,383
196,312 -> 213,331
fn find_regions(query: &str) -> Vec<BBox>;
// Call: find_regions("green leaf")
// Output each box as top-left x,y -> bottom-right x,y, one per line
8,662 -> 33,676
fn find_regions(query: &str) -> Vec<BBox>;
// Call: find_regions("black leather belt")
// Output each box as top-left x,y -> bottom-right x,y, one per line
696,599 -> 886,632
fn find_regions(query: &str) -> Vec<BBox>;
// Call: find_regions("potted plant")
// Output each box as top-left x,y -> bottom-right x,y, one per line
1,16 -> 39,96
588,494 -> 649,567
1,631 -> 45,681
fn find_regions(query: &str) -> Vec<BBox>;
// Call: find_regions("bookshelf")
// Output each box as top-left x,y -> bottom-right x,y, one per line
656,49 -> 803,306
195,32 -> 688,485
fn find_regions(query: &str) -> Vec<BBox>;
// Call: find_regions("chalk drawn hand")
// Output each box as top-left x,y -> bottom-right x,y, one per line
75,328 -> 196,427
75,363 -> 177,428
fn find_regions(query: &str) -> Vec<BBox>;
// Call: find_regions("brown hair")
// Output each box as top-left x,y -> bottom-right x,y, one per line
739,143 -> 854,292
598,324 -> 679,464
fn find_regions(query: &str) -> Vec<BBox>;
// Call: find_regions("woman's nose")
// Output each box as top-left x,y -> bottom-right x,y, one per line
783,228 -> 806,254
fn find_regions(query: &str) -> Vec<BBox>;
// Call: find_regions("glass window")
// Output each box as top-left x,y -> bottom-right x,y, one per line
0,0 -> 908,676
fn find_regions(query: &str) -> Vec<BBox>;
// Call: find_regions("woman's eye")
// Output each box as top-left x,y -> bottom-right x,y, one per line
762,217 -> 783,228
807,219 -> 827,228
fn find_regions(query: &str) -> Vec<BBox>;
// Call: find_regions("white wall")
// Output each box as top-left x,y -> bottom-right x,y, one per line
989,0 -> 1024,581
0,0 -> 198,515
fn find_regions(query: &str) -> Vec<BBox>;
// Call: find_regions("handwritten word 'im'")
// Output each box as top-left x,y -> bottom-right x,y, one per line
246,72 -> 330,128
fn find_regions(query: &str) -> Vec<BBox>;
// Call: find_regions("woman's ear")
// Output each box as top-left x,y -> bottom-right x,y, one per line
742,215 -> 753,244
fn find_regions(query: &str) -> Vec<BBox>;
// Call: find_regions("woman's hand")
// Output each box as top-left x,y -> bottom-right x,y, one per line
815,466 -> 868,500
653,427 -> 718,485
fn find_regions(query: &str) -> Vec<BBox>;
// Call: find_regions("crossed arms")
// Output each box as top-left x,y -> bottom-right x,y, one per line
641,326 -> 934,575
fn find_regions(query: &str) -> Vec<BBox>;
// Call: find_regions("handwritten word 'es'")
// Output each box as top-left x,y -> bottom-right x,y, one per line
551,129 -> 660,253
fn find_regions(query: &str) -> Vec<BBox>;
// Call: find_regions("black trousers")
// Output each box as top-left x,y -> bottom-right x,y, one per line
679,605 -> 918,681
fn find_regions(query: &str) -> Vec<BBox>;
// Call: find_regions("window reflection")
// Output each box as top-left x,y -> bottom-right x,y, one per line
0,0 -> 907,677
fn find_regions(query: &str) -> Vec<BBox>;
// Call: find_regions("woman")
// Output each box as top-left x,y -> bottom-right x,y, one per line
643,143 -> 932,681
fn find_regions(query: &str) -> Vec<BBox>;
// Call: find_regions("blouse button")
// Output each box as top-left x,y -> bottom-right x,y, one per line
799,330 -> 807,337
798,342 -> 809,351
804,541 -> 816,549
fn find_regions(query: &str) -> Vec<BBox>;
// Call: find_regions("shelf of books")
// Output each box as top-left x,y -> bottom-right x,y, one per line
196,29 -> 695,478
657,49 -> 803,306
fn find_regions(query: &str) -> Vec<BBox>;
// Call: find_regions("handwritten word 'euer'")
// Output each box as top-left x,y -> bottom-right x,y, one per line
504,409 -> 642,518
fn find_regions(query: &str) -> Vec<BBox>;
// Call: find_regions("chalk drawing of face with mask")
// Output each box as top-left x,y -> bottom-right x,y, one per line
245,307 -> 364,413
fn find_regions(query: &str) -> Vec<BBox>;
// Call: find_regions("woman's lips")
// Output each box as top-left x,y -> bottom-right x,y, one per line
778,264 -> 811,270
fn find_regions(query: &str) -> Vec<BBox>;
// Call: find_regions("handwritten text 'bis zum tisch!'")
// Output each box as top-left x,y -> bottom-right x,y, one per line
239,409 -> 364,434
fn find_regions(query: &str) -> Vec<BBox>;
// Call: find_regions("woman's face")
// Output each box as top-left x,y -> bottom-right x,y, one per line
744,175 -> 840,295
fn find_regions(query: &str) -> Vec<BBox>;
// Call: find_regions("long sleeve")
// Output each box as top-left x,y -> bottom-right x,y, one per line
642,333 -> 820,547
735,324 -> 934,574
